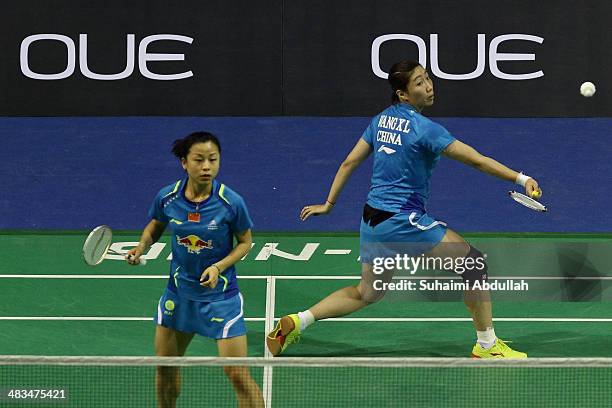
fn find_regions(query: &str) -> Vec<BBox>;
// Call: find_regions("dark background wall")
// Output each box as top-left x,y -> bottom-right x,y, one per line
1,0 -> 609,116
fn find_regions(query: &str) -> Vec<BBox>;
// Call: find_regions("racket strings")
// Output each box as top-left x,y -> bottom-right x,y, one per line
516,198 -> 541,210
83,226 -> 113,265
94,229 -> 112,262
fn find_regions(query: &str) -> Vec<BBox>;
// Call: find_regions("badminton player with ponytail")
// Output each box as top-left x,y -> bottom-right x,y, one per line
267,61 -> 542,359
127,132 -> 263,407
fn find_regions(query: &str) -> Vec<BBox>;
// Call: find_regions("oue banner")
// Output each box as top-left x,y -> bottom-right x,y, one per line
1,0 -> 609,116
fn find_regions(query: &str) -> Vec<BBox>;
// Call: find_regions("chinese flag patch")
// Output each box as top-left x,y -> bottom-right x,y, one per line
188,212 -> 201,223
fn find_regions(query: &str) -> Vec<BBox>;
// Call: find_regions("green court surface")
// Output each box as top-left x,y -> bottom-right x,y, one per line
1,231 -> 612,407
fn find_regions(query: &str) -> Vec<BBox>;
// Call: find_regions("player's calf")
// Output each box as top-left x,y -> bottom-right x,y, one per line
156,366 -> 181,407
358,281 -> 388,304
457,246 -> 527,358
224,366 -> 264,407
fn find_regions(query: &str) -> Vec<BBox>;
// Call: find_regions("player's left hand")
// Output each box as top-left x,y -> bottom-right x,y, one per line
200,265 -> 220,288
300,202 -> 333,221
525,178 -> 542,200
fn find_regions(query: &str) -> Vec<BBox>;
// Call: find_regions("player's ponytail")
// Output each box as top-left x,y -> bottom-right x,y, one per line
172,132 -> 222,159
388,60 -> 421,103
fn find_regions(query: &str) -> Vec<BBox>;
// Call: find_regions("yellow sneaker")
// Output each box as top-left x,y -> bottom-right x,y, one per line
471,338 -> 527,359
266,314 -> 301,356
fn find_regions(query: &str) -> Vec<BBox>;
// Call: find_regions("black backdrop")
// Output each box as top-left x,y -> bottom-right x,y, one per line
1,0 -> 609,116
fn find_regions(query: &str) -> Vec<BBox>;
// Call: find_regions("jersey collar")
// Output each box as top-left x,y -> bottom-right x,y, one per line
398,102 -> 418,112
180,178 -> 219,208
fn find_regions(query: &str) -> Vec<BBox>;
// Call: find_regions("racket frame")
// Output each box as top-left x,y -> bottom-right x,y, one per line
508,190 -> 547,212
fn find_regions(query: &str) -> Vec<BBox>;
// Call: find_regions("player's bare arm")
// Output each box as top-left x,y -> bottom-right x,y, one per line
200,229 -> 252,288
443,140 -> 541,197
126,219 -> 167,264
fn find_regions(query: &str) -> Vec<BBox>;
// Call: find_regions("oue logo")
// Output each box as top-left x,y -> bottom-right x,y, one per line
20,34 -> 193,81
371,33 -> 544,81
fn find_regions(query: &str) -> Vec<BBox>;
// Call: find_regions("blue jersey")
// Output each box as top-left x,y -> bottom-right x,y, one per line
148,178 -> 253,302
361,103 -> 456,214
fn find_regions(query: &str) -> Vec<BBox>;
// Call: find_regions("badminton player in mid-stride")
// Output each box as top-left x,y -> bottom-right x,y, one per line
267,60 -> 542,359
127,132 -> 263,407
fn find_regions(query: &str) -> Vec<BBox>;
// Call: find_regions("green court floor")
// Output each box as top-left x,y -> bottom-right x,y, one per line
1,231 -> 611,407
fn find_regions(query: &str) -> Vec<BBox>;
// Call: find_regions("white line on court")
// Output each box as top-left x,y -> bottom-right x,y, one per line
318,317 -> 612,322
392,276 -> 612,281
262,276 -> 276,407
2,317 -> 610,322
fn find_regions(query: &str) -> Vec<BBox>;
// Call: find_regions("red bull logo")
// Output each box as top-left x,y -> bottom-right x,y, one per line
176,234 -> 213,254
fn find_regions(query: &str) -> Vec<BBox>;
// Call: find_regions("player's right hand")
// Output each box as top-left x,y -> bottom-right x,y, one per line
300,202 -> 333,221
525,178 -> 542,200
126,247 -> 143,265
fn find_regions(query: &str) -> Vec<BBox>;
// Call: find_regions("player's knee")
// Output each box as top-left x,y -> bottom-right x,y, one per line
157,365 -> 179,378
456,246 -> 488,287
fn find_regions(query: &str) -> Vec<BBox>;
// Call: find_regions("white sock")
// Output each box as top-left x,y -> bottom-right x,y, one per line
297,310 -> 315,331
477,327 -> 497,349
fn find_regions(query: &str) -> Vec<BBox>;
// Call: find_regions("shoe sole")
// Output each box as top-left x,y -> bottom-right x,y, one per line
266,315 -> 296,357
471,353 -> 528,359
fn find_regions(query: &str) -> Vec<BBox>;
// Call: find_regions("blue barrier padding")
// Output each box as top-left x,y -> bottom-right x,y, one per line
1,117 -> 610,232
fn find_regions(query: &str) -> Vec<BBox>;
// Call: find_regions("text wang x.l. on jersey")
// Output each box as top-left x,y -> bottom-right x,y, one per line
149,178 -> 253,302
362,102 -> 456,214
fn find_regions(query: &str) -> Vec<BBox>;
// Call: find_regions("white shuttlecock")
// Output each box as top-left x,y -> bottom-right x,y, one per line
580,82 -> 596,97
